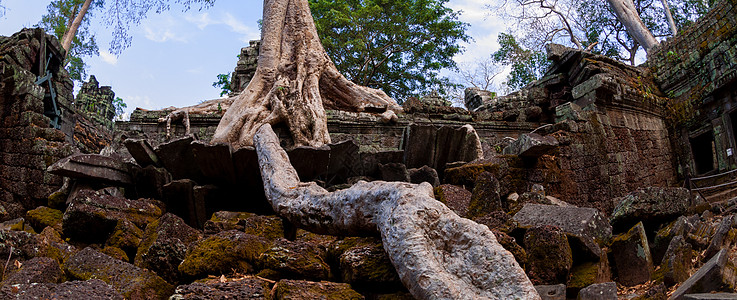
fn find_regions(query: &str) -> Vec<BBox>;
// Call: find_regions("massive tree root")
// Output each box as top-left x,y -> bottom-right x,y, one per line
254,124 -> 540,300
212,0 -> 401,149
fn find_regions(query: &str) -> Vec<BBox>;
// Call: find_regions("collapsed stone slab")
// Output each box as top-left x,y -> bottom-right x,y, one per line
47,154 -> 133,185
610,222 -> 653,286
134,213 -> 202,283
610,187 -> 693,230
503,133 -> 559,157
62,190 -> 162,242
670,249 -> 737,300
513,203 -> 612,244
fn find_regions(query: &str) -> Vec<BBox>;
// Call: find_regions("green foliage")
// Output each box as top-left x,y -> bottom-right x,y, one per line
309,0 -> 470,102
39,0 -> 104,83
113,97 -> 127,118
212,73 -> 232,97
492,33 -> 550,91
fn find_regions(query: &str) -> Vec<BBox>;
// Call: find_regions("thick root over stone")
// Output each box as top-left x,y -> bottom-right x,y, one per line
254,124 -> 540,300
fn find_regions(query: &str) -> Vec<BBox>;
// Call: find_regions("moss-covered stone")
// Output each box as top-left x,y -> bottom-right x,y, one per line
6,218 -> 36,234
100,246 -> 129,262
178,230 -> 270,279
467,172 -> 502,219
63,247 -> 173,300
106,219 -> 144,256
259,238 -> 331,281
492,229 -> 527,270
242,215 -> 285,241
610,222 -> 653,286
203,211 -> 255,234
134,213 -> 201,284
25,206 -> 63,233
524,225 -> 573,285
272,279 -> 364,300
433,184 -> 471,217
170,277 -> 273,299
339,244 -> 401,290
567,258 -> 611,293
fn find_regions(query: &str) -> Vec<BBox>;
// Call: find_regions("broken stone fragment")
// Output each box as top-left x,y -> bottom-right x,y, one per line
203,211 -> 255,234
567,258 -> 611,295
503,133 -> 559,157
178,230 -> 270,279
124,138 -> 161,168
656,235 -> 693,286
610,187 -> 693,230
339,243 -> 401,290
63,247 -> 173,299
513,203 -> 612,245
434,184 -> 471,218
577,282 -> 617,300
534,284 -> 566,300
610,222 -> 653,286
670,249 -> 737,300
379,162 -> 410,182
62,190 -> 162,243
0,279 -> 124,300
704,216 -> 736,260
258,238 -> 331,281
134,213 -> 201,284
473,211 -> 519,234
1,256 -> 63,285
408,165 -> 440,187
524,225 -> 573,285
24,206 -> 62,232
0,227 -> 76,264
272,279 -> 364,300
467,171 -> 502,219
170,277 -> 273,299
47,153 -> 133,185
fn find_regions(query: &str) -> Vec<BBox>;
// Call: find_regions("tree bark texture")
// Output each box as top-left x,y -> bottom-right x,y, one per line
254,124 -> 540,300
607,0 -> 660,53
61,0 -> 93,52
660,0 -> 678,36
212,0 -> 401,149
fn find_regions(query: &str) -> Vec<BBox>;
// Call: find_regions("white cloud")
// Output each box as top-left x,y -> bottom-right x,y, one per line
185,12 -> 259,42
99,51 -> 118,65
141,15 -> 189,43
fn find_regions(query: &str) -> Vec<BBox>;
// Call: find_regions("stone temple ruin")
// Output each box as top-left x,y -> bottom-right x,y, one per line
0,1 -> 736,299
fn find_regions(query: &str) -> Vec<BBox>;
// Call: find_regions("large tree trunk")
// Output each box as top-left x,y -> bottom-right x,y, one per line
607,0 -> 659,53
254,124 -> 539,300
212,0 -> 401,149
61,0 -> 93,53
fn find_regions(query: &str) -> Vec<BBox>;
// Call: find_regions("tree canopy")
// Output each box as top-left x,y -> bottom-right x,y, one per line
39,0 -> 104,82
309,0 -> 470,102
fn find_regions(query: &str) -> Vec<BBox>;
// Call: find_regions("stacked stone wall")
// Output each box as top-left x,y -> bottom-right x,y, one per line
648,0 -> 737,100
550,106 -> 677,214
0,29 -> 75,218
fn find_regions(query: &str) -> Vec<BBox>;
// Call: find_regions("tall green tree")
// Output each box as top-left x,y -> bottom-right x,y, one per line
309,0 -> 470,102
492,32 -> 550,92
39,0 -> 104,82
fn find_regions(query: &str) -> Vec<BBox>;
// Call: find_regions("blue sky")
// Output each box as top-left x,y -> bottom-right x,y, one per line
0,0 -> 504,118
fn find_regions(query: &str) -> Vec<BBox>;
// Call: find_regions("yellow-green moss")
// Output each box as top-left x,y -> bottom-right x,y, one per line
9,219 -> 36,234
568,261 -> 602,289
178,233 -> 268,277
26,206 -> 63,232
101,246 -> 130,262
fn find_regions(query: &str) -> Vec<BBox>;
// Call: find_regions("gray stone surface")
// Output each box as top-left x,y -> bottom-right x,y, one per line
578,282 -> 617,300
191,141 -> 236,185
610,187 -> 693,229
534,284 -> 565,300
124,138 -> 161,168
47,153 -> 132,185
503,133 -> 559,157
513,203 -> 612,244
155,136 -> 201,181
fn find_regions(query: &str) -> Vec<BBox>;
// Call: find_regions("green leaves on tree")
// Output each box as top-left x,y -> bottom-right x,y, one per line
212,73 -> 232,97
309,0 -> 470,102
492,33 -> 550,91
